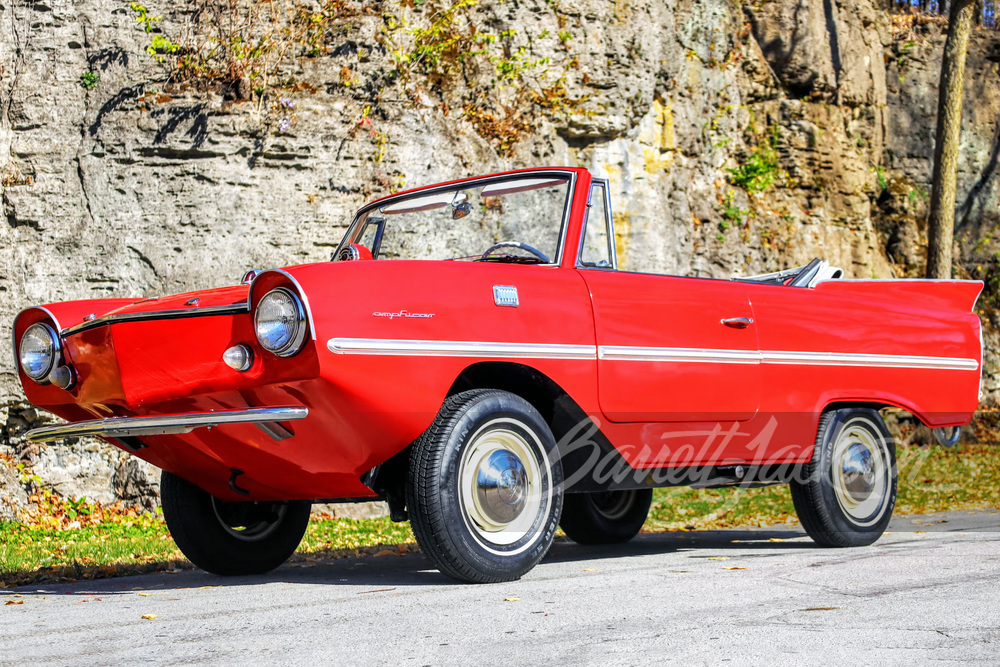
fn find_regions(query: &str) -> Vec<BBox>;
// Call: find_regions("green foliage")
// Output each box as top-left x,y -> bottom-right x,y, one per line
392,2 -> 548,85
147,34 -> 180,62
383,0 -> 579,156
79,70 -> 99,90
117,0 -> 579,157
728,134 -> 780,194
129,2 -> 162,33
64,496 -> 93,520
126,0 -> 374,98
397,0 -> 485,74
129,2 -> 180,63
717,188 -> 746,231
876,165 -> 889,191
908,184 -> 929,206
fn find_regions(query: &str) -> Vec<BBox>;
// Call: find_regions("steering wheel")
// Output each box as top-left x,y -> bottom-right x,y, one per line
481,241 -> 551,264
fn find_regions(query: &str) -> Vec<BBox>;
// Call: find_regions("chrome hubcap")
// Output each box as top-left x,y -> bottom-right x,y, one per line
475,450 -> 529,524
831,421 -> 889,525
459,423 -> 547,548
841,442 -> 875,502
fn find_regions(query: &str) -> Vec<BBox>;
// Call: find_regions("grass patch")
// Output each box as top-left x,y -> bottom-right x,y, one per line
0,515 -> 415,587
2,444 -> 997,587
646,443 -> 1000,532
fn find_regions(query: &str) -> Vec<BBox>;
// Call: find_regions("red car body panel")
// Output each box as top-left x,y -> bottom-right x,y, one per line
13,167 -> 984,502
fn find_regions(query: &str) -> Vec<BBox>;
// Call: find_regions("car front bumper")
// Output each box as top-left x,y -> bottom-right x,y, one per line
25,406 -> 309,443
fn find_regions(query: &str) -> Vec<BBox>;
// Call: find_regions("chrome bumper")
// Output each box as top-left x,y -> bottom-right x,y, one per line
25,406 -> 309,443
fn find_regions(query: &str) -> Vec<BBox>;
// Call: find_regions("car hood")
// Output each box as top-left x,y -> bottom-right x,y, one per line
100,285 -> 250,317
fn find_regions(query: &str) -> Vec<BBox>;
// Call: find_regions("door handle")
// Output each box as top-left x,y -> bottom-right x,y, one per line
721,317 -> 753,329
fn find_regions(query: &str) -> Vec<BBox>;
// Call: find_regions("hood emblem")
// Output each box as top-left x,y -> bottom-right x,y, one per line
373,310 -> 435,320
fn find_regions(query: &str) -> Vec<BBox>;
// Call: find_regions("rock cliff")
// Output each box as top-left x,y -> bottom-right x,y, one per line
0,0 -> 997,508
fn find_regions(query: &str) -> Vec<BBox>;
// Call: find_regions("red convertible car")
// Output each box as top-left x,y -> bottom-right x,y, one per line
15,167 -> 983,583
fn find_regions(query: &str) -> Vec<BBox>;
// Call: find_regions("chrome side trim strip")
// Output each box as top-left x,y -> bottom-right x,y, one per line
598,346 -> 760,364
328,338 -> 598,360
327,337 -> 977,371
62,303 -> 249,337
25,406 -> 308,443
760,350 -> 979,371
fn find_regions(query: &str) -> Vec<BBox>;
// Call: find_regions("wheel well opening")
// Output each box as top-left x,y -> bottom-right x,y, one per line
446,362 -> 630,493
447,362 -> 584,444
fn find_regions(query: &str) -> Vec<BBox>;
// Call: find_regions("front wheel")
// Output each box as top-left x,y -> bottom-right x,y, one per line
790,408 -> 897,547
560,489 -> 653,545
161,471 -> 311,575
407,389 -> 564,583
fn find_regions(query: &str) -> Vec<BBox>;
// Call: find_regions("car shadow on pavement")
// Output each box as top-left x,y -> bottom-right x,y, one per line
7,527 -> 816,597
545,527 -> 813,565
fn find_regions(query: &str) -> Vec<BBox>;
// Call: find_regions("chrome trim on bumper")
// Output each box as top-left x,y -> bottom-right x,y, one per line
25,406 -> 308,443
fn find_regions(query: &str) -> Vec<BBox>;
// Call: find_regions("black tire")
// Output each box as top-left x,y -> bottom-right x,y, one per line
790,408 -> 897,548
560,489 -> 653,545
407,389 -> 564,584
160,470 -> 311,576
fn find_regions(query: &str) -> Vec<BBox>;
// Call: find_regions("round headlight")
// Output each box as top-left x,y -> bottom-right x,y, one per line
19,323 -> 59,381
254,288 -> 307,357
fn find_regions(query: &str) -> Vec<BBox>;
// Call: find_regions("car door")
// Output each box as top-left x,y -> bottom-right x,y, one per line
583,271 -> 762,422
574,182 -> 761,423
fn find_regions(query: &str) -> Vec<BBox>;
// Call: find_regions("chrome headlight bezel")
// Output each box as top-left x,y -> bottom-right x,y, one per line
19,322 -> 60,382
254,287 -> 307,358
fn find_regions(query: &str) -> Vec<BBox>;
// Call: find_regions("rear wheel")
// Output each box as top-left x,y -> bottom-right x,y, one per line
407,389 -> 564,583
790,408 -> 896,547
560,489 -> 653,545
160,470 -> 311,575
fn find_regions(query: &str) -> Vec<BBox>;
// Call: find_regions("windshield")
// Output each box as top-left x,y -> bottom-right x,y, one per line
340,173 -> 573,264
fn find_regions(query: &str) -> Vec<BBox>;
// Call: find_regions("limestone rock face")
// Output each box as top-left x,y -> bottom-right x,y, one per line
0,458 -> 29,521
0,0 -> 996,510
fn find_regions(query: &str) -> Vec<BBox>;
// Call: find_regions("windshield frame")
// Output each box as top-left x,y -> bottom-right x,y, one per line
333,168 -> 580,267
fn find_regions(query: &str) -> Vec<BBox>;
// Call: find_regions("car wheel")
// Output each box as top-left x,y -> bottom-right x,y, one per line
407,389 -> 564,583
560,489 -> 653,545
790,407 -> 897,547
160,470 -> 311,576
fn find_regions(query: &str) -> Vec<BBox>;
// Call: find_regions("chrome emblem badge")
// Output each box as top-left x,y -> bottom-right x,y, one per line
493,285 -> 519,307
373,310 -> 435,320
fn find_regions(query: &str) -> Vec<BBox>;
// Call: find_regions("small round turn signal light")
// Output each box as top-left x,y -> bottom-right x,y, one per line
48,366 -> 76,391
223,344 -> 254,372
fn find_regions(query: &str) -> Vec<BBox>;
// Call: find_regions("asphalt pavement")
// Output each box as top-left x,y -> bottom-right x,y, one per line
2,509 -> 998,666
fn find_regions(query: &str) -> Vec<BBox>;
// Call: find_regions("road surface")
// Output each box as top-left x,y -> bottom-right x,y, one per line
2,510 -> 998,665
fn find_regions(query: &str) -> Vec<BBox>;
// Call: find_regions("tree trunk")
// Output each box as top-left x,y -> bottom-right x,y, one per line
926,0 -> 977,279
